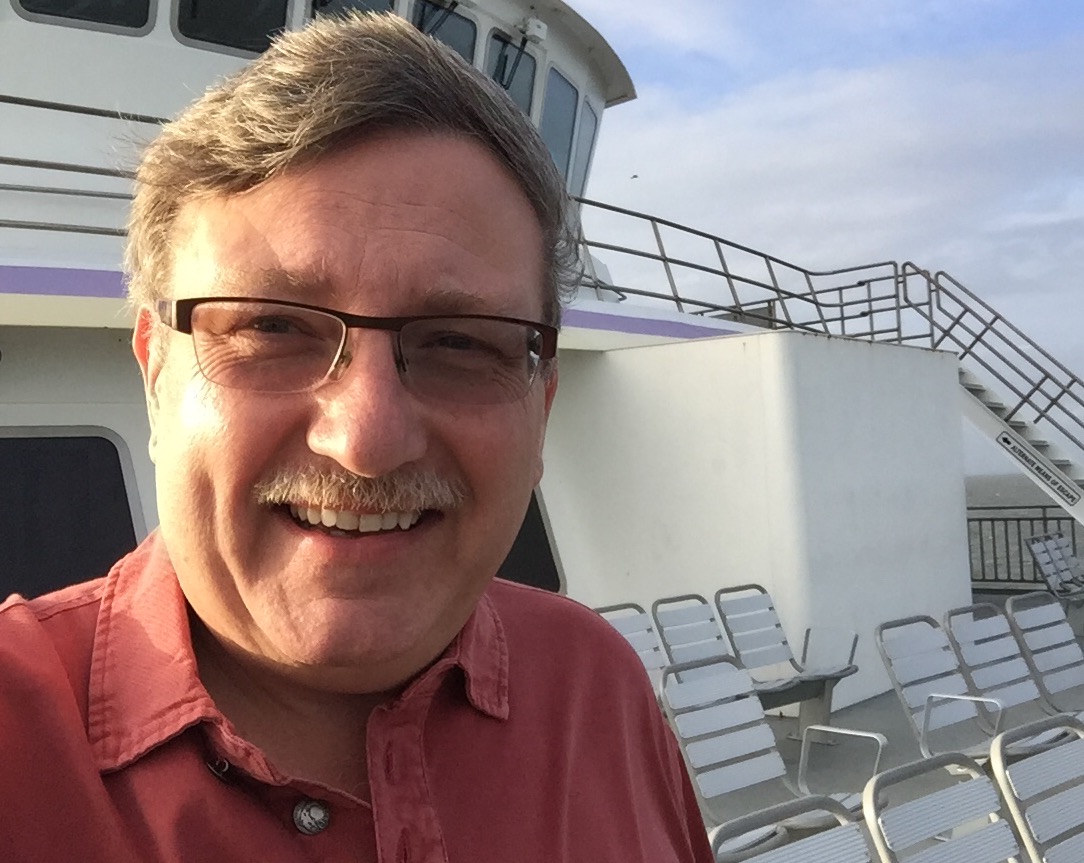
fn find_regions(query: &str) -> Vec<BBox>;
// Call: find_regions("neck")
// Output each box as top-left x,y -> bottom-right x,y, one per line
190,618 -> 389,799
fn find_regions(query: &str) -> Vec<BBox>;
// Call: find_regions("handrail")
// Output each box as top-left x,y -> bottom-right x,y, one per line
572,197 -> 1084,468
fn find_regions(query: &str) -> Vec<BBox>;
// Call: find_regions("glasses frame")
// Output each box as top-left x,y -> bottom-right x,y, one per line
155,296 -> 559,398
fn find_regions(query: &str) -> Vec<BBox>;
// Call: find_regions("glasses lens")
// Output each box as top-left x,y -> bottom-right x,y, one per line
399,317 -> 544,404
189,301 -> 344,392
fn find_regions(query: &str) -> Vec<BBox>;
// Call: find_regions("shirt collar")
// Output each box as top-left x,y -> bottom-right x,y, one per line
87,533 -> 509,773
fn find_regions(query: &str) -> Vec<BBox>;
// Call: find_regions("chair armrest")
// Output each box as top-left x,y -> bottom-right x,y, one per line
796,724 -> 886,795
920,692 -> 1003,757
800,627 -> 859,668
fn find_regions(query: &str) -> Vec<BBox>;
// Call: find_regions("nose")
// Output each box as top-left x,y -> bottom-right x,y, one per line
305,330 -> 428,477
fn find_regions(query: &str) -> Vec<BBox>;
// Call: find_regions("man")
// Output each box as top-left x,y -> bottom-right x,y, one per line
0,12 -> 711,862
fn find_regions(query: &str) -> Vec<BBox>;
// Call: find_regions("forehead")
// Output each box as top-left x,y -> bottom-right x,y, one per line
170,132 -> 546,319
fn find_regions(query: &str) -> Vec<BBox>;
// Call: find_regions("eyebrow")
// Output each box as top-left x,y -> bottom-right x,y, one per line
207,268 -> 532,319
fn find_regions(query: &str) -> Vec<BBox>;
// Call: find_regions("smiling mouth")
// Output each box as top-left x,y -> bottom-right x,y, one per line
282,503 -> 424,535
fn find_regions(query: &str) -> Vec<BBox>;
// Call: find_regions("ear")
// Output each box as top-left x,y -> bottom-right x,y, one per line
132,306 -> 164,462
532,361 -> 559,485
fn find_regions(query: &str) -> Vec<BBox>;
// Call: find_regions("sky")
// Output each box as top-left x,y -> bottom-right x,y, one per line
572,0 -> 1084,474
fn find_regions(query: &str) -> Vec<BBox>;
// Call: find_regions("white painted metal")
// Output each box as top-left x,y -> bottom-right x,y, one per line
959,369 -> 1084,524
546,330 -> 972,708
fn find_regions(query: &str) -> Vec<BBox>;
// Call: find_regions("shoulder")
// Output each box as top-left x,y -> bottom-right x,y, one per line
0,578 -> 105,707
482,579 -> 650,685
485,578 -> 627,648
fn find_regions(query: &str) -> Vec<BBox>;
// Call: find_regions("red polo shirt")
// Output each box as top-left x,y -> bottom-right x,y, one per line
0,534 -> 711,862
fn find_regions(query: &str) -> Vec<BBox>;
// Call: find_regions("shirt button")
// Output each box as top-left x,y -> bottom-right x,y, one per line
293,799 -> 331,835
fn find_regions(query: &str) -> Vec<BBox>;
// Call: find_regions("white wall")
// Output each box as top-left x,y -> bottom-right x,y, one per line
540,329 -> 972,705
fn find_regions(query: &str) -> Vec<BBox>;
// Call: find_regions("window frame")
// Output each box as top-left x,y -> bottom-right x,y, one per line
408,0 -> 476,64
568,96 -> 601,197
10,0 -> 157,37
0,424 -> 148,540
309,0 -> 397,19
538,62 -> 580,181
170,0 -> 292,58
484,27 -> 538,117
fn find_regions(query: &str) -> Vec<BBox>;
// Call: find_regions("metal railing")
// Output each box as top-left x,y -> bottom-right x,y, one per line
574,197 -> 1084,467
0,92 -> 146,240
966,506 -> 1078,589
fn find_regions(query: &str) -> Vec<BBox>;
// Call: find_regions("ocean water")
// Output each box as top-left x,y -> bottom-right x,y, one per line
965,473 -> 1078,588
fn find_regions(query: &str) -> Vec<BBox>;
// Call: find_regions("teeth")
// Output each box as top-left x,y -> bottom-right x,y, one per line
358,513 -> 383,532
336,510 -> 360,531
285,503 -> 423,534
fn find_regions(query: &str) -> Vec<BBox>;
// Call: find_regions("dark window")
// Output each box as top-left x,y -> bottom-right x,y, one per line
569,100 -> 599,196
16,0 -> 150,28
497,493 -> 559,592
312,0 -> 393,16
176,0 -> 288,53
411,0 -> 475,63
0,436 -> 137,599
539,67 -> 578,179
485,33 -> 535,115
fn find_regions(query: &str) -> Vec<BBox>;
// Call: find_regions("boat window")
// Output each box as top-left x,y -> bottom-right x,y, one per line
539,67 -> 578,180
569,100 -> 599,196
411,0 -> 475,63
485,33 -> 535,115
175,0 -> 289,54
15,0 -> 151,29
0,434 -> 137,599
312,0 -> 394,16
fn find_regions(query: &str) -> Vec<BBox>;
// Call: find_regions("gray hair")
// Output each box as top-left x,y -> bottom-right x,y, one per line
125,11 -> 579,326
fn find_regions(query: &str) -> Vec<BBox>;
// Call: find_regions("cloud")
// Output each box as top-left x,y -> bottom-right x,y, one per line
581,32 -> 1084,374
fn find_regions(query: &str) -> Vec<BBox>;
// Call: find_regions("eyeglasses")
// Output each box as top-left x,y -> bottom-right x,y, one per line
156,297 -> 558,405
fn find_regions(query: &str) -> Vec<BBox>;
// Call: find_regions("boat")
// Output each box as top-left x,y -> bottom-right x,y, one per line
3,0 -> 1083,713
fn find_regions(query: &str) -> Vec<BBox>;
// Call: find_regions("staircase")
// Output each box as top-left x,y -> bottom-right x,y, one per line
574,197 -> 1084,523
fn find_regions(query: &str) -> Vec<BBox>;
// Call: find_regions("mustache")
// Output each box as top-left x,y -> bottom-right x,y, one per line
254,465 -> 466,512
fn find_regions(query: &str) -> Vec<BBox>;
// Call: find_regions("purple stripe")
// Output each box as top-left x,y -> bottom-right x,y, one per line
0,265 -> 125,299
563,307 -> 736,340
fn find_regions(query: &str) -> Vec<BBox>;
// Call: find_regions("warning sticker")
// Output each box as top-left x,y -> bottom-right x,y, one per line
996,432 -> 1082,506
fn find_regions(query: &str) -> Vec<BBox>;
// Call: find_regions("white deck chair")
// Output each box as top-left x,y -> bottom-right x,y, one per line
863,752 -> 1022,863
661,655 -> 885,858
594,602 -> 667,694
877,614 -> 1063,766
876,615 -> 1005,760
1006,591 -> 1084,713
710,796 -> 873,863
944,603 -> 1062,728
989,714 -> 1084,863
715,583 -> 857,729
652,594 -> 732,680
1026,532 -> 1084,607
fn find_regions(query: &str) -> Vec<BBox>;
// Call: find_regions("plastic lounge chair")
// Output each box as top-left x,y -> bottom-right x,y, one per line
863,751 -> 1022,863
989,714 -> 1084,863
660,654 -> 885,858
876,615 -> 1005,760
944,603 -> 1063,728
710,796 -> 873,863
1026,532 -> 1084,607
876,615 -> 1062,764
594,602 -> 667,693
652,594 -> 732,680
715,583 -> 857,730
1005,591 -> 1084,714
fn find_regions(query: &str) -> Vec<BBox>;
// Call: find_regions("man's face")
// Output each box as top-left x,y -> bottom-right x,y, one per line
134,131 -> 557,693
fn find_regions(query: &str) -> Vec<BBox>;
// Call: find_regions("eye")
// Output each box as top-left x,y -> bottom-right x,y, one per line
242,314 -> 314,336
